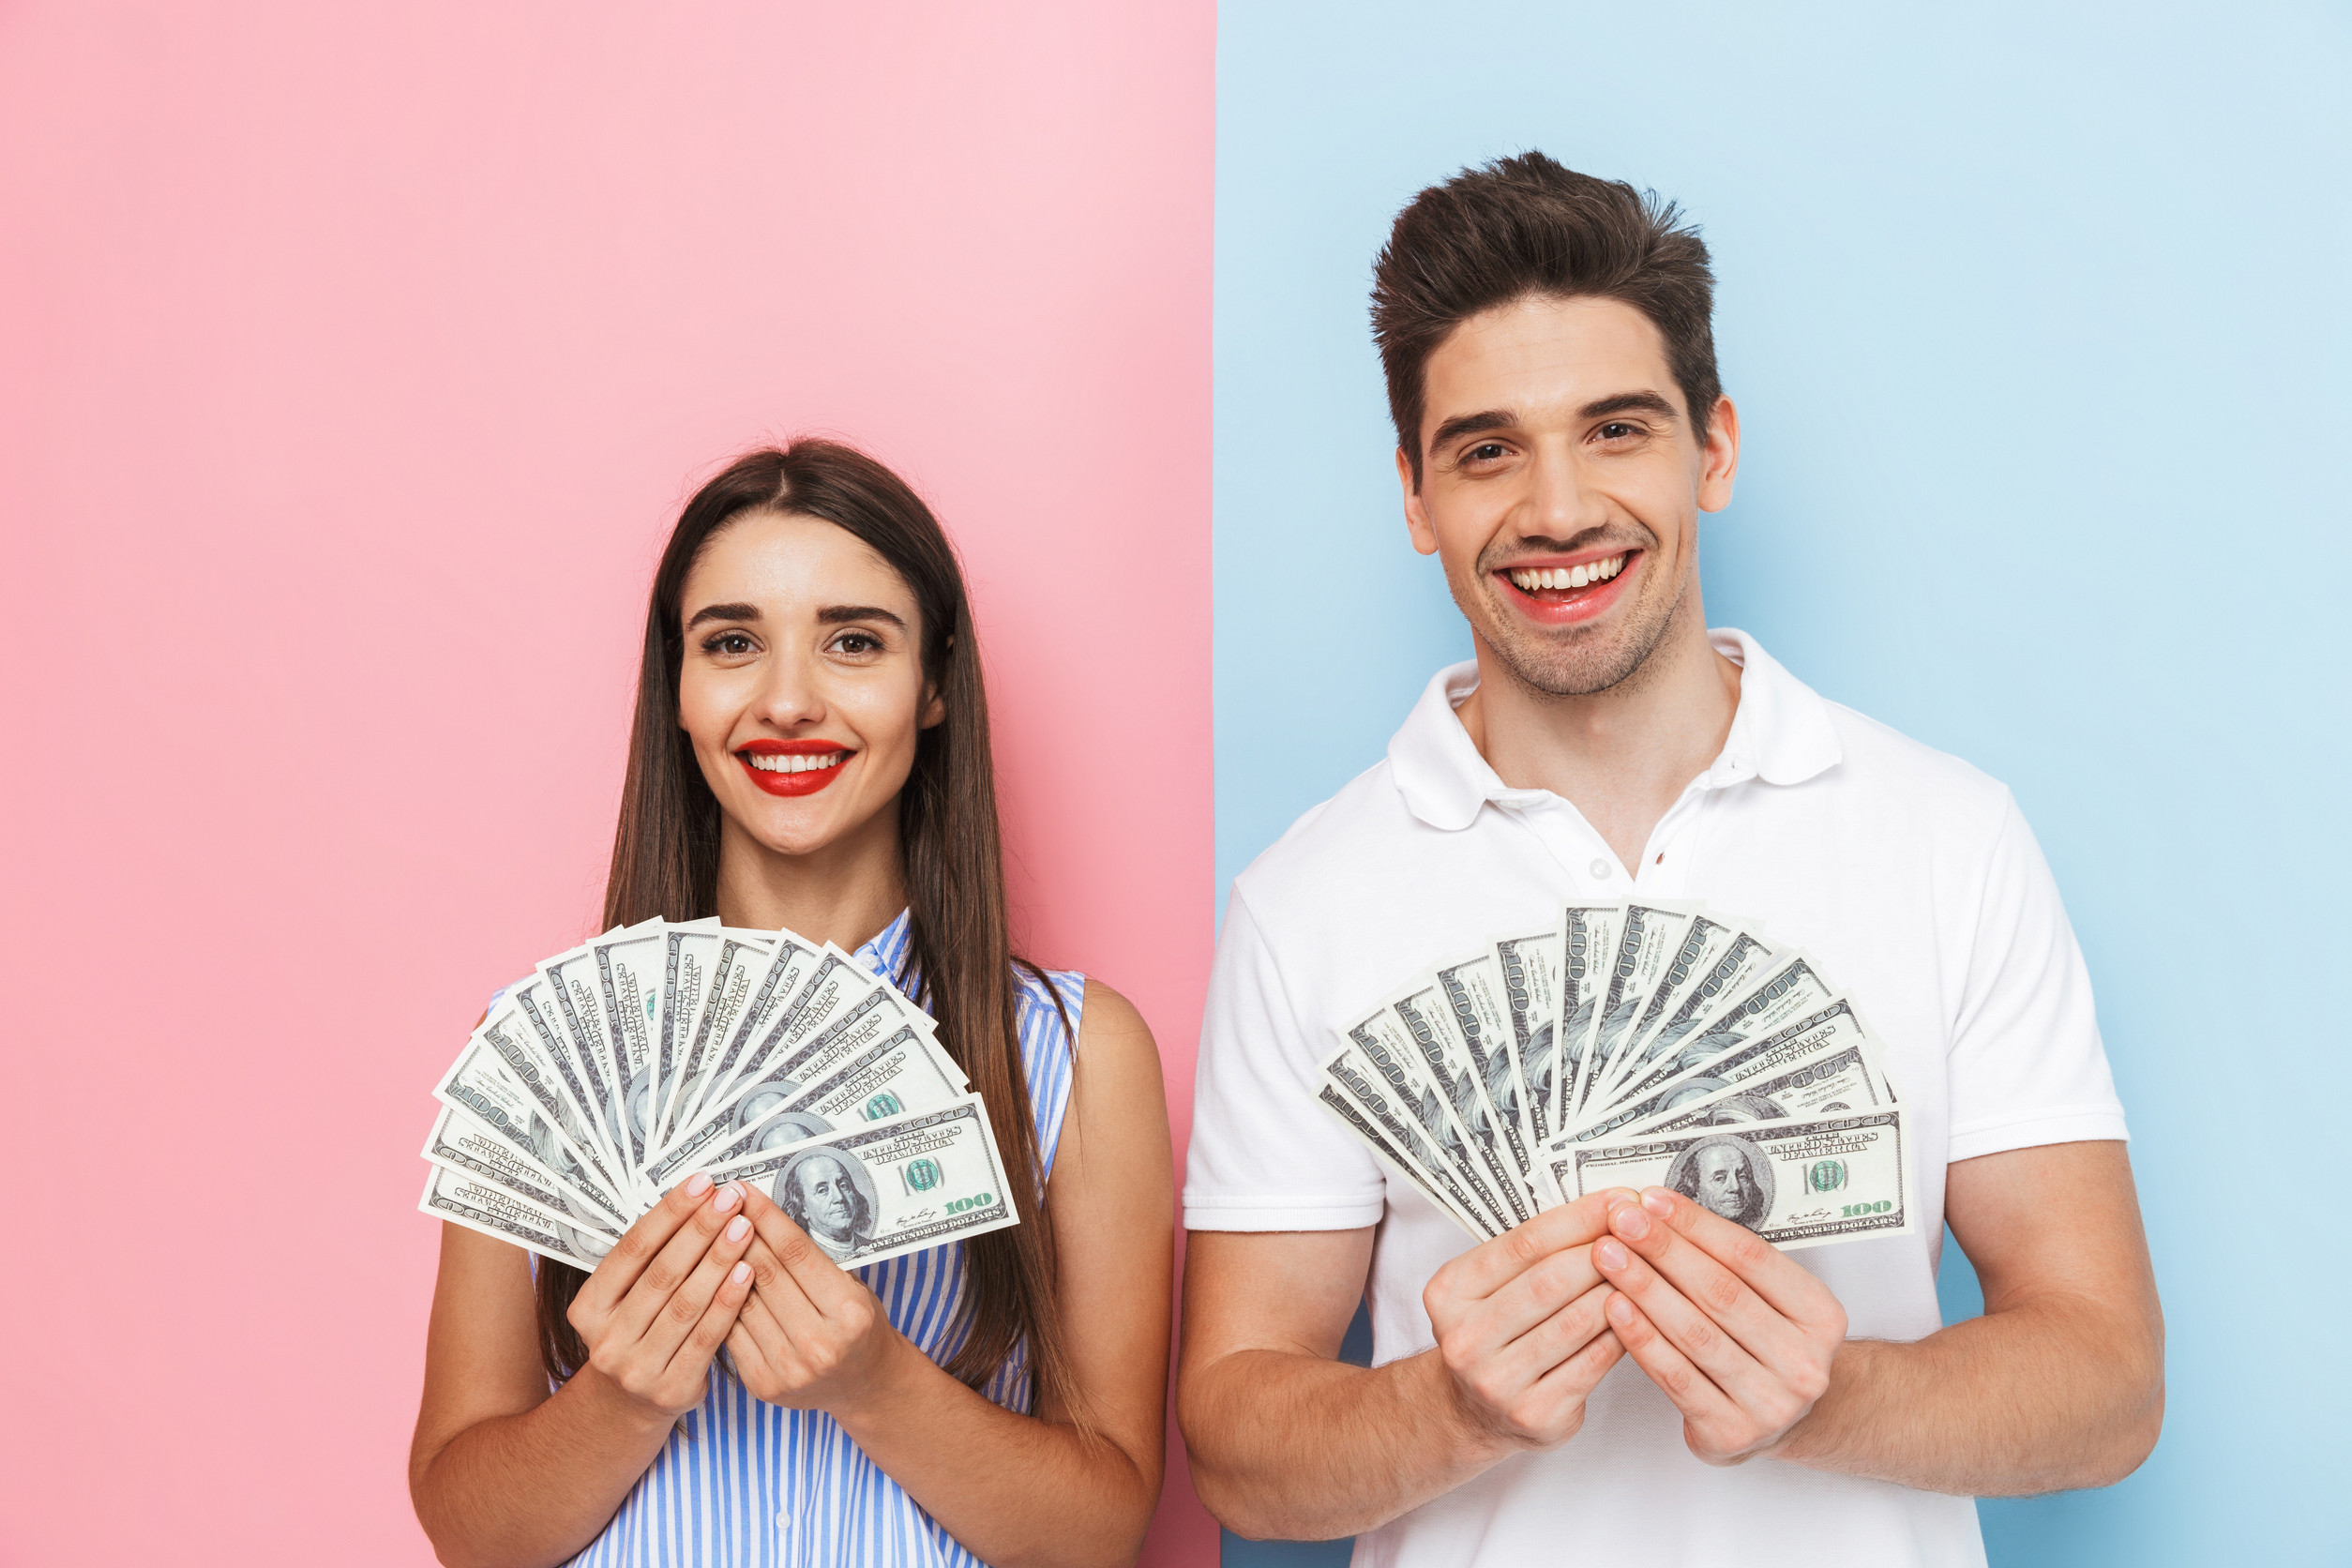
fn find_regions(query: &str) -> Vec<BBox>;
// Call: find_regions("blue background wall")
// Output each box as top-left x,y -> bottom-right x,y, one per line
1213,4 -> 2350,1563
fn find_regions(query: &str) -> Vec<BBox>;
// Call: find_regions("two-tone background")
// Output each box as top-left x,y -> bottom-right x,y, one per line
3,5 -> 2344,1564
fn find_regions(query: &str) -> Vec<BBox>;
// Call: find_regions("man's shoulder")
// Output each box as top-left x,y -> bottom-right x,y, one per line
1230,758 -> 1421,918
1816,698 -> 2013,833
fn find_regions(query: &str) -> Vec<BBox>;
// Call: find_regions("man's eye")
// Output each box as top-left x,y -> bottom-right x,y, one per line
1468,443 -> 1508,461
1597,422 -> 1639,441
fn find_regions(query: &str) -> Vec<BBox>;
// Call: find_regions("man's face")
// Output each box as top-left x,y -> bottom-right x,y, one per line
1694,1144 -> 1751,1221
793,1155 -> 858,1240
1400,294 -> 1738,697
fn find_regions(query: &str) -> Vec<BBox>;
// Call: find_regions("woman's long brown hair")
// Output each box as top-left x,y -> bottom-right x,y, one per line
533,440 -> 1076,1415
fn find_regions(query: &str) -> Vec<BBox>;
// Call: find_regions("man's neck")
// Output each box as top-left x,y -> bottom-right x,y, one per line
1455,597 -> 1741,879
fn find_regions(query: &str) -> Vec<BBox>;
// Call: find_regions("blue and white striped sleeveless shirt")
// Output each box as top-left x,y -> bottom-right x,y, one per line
569,910 -> 1081,1568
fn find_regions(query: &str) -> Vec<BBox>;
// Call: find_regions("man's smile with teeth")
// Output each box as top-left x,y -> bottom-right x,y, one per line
1507,553 -> 1627,592
744,750 -> 848,774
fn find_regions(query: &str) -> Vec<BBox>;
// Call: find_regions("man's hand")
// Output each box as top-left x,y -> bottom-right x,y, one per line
1591,1186 -> 1845,1465
1425,1192 -> 1627,1454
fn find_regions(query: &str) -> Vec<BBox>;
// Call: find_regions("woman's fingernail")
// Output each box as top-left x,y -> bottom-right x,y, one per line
713,1184 -> 742,1214
1641,1187 -> 1674,1216
1613,1204 -> 1651,1240
726,1215 -> 751,1243
731,1261 -> 752,1285
1608,1291 -> 1635,1325
1595,1238 -> 1629,1270
685,1172 -> 713,1198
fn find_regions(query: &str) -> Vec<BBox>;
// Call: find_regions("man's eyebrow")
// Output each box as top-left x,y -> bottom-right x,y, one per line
817,604 -> 908,630
686,601 -> 762,629
1427,409 -> 1517,451
1578,390 -> 1680,422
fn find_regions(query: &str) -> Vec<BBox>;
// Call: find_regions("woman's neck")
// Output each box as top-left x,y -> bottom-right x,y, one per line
712,807 -> 909,953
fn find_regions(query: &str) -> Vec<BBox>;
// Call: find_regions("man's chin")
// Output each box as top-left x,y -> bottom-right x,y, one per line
1485,631 -> 1654,699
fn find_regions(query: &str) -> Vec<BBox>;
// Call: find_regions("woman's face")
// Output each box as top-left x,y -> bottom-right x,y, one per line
677,510 -> 939,861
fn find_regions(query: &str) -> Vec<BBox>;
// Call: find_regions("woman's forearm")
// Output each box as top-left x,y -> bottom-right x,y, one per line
834,1338 -> 1165,1568
1772,1292 -> 2164,1495
412,1369 -> 676,1568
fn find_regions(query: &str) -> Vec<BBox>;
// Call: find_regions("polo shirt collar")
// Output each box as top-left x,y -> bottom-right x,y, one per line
1387,627 -> 1844,833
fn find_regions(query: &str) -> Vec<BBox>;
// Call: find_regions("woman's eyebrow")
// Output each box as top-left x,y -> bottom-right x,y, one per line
686,601 -> 762,629
817,605 -> 908,629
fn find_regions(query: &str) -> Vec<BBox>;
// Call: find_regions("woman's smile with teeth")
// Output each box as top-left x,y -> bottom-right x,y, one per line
745,750 -> 848,774
1508,554 -> 1626,592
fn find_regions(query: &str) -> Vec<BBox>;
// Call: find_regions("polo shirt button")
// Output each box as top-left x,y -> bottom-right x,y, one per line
1590,858 -> 1611,879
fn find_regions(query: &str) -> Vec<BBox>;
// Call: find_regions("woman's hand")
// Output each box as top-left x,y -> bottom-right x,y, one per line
566,1171 -> 760,1425
724,1184 -> 912,1415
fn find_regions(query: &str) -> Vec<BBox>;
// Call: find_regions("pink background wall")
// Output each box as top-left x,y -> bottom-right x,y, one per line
0,6 -> 1214,1562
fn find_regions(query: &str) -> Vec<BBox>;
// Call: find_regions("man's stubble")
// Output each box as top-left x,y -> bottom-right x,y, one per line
1453,522 -> 1695,701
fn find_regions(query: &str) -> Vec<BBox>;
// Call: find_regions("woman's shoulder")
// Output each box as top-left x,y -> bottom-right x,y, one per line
1013,958 -> 1086,1016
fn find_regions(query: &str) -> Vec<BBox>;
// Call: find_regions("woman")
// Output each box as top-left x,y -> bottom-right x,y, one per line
411,441 -> 1175,1568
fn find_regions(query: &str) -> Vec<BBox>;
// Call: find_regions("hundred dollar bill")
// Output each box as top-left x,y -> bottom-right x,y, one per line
656,929 -> 781,1149
1560,997 -> 1885,1145
1555,904 -> 1622,1133
1606,951 -> 1838,1112
421,1103 -> 627,1234
1597,926 -> 1780,1109
1594,910 -> 1741,1107
1492,923 -> 1567,1150
1319,1051 -> 1500,1240
1389,980 -> 1535,1222
1316,1080 -> 1496,1242
535,924 -> 658,1175
1330,1012 -> 1513,1234
420,1162 -> 614,1272
1626,1032 -> 1895,1138
1429,952 -> 1543,1201
661,966 -> 938,1170
668,929 -> 825,1142
701,1096 -> 1021,1270
1577,902 -> 1694,1121
581,924 -> 668,1178
500,972 -> 626,1177
433,1035 -> 626,1214
1549,1109 -> 1915,1251
642,918 -> 721,1146
650,1021 -> 964,1188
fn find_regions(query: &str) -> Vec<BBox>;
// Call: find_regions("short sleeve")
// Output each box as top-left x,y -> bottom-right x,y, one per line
1944,792 -> 2129,1163
1184,887 -> 1386,1230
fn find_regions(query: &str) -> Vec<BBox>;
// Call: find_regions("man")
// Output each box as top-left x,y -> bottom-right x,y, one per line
1179,154 -> 2162,1565
1677,1138 -> 1770,1226
776,1150 -> 873,1262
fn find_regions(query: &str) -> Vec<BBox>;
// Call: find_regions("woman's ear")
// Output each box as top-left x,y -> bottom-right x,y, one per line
918,636 -> 952,730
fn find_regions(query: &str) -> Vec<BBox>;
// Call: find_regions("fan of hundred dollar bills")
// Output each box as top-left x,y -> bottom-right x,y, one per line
420,918 -> 1018,1273
1320,902 -> 1914,1251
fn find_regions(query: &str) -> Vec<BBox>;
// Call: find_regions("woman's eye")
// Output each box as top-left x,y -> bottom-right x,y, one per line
702,631 -> 756,656
832,632 -> 882,656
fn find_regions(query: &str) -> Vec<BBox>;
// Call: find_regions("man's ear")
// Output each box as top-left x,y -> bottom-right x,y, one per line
1696,395 -> 1741,514
1397,446 -> 1440,557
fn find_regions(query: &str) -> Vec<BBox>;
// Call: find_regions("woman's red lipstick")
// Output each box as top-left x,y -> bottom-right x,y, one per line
735,738 -> 852,797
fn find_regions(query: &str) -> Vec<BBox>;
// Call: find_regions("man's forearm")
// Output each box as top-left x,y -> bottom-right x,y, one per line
1772,1291 -> 2164,1495
1182,1346 -> 1508,1542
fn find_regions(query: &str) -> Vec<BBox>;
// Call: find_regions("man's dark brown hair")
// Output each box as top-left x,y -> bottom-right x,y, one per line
1371,151 -> 1720,488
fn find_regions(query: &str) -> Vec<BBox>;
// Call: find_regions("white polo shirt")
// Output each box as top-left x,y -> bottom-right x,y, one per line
1185,629 -> 2127,1568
